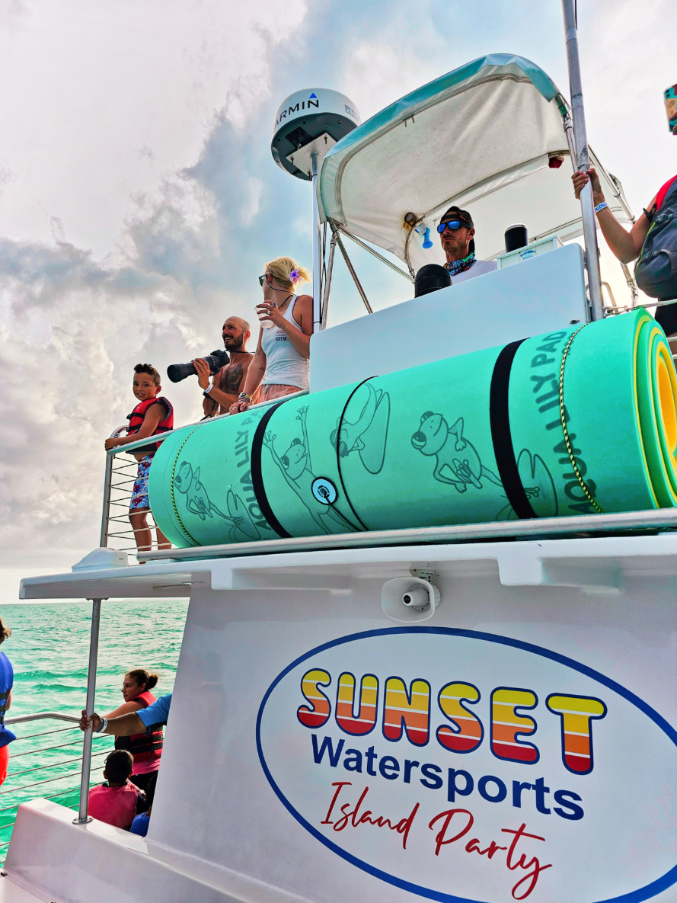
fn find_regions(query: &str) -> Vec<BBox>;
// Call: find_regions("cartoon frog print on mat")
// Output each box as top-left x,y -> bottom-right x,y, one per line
330,383 -> 390,475
174,461 -> 259,541
411,412 -> 501,493
264,406 -> 359,534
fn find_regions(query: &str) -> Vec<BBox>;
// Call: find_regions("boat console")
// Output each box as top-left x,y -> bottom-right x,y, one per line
311,243 -> 587,391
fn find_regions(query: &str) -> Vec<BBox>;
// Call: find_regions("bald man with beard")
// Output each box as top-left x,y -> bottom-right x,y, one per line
195,316 -> 260,417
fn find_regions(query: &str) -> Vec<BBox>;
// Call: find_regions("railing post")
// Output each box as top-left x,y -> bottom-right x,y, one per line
74,597 -> 103,824
99,453 -> 114,548
310,150 -> 324,334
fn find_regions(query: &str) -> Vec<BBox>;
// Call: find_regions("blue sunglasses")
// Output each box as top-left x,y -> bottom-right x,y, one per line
437,220 -> 464,234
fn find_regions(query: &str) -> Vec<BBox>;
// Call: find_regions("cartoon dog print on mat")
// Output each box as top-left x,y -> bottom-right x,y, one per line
264,406 -> 359,534
496,449 -> 558,520
330,383 -> 390,475
411,412 -> 501,493
174,461 -> 260,542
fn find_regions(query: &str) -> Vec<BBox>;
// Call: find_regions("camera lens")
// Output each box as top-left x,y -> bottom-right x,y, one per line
167,362 -> 197,383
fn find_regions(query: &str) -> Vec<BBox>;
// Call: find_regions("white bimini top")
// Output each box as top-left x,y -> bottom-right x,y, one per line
260,295 -> 310,390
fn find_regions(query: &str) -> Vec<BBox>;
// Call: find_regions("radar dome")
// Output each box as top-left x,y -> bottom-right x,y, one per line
271,88 -> 360,180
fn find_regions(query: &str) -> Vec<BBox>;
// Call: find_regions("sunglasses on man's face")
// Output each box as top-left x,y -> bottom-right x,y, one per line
437,220 -> 466,234
258,274 -> 269,286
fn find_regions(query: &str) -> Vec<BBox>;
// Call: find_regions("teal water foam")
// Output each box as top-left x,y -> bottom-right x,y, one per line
0,599 -> 188,854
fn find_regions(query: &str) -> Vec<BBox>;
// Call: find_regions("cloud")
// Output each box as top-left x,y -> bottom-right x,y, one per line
0,0 -> 317,569
0,0 -> 27,30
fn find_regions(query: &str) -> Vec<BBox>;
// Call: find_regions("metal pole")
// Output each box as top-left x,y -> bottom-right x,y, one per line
341,228 -> 414,282
561,0 -> 604,322
74,598 -> 102,824
321,231 -> 337,329
99,452 -> 114,547
310,151 -> 323,332
334,231 -> 373,314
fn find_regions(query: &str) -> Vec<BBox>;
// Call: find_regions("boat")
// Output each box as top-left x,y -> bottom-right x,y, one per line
4,12 -> 676,903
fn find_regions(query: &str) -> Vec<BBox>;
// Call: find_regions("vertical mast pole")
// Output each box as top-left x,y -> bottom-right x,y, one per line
74,597 -> 102,824
561,0 -> 605,322
310,150 -> 323,332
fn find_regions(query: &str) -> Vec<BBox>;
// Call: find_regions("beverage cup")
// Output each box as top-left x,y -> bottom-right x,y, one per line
258,301 -> 276,329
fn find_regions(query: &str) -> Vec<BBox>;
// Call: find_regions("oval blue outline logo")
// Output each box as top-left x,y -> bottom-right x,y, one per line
256,627 -> 677,903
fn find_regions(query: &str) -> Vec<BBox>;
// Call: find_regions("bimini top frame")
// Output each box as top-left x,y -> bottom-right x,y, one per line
317,53 -> 632,282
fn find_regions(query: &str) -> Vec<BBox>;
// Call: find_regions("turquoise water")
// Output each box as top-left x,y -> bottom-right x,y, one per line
0,599 -> 188,855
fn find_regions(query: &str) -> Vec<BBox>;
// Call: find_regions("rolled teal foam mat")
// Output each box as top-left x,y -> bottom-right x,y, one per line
148,309 -> 677,547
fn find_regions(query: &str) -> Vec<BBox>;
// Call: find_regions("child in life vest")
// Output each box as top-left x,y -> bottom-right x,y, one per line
104,363 -> 174,552
88,750 -> 148,830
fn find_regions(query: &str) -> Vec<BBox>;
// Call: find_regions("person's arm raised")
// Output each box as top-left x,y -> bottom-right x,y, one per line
80,709 -> 145,736
572,167 -> 652,264
197,358 -> 220,417
198,358 -> 253,412
257,295 -> 312,358
104,700 -> 143,720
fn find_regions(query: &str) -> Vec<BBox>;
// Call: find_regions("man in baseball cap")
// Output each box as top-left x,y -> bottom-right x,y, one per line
436,206 -> 498,284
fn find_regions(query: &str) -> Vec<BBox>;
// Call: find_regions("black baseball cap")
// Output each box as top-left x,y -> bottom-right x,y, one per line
440,206 -> 474,229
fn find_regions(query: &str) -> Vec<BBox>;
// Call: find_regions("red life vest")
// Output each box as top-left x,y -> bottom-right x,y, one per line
656,175 -> 677,211
126,397 -> 174,454
115,690 -> 164,764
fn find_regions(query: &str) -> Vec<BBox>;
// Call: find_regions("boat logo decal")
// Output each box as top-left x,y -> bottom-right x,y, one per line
257,627 -> 677,903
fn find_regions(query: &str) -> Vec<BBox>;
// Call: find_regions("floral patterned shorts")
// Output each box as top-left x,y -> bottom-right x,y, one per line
130,455 -> 153,510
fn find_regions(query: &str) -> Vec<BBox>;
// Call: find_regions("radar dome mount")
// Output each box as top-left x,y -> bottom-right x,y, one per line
271,88 -> 360,180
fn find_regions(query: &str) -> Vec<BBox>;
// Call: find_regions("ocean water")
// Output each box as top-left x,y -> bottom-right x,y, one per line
0,598 -> 188,855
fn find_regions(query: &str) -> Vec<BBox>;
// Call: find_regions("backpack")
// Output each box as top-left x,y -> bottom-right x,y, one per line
635,176 -> 677,302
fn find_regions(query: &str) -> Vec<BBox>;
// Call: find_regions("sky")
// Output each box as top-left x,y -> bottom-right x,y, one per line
0,0 -> 674,599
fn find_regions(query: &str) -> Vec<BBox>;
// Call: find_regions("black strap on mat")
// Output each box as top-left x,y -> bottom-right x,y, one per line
250,402 -> 291,539
489,339 -> 536,520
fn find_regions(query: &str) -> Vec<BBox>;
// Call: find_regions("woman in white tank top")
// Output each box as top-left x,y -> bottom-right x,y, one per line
229,256 -> 313,414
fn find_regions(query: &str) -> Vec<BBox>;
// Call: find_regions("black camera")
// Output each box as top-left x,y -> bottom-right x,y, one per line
167,349 -> 230,384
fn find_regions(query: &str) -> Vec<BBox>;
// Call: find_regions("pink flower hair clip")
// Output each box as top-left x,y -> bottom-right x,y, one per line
289,268 -> 300,284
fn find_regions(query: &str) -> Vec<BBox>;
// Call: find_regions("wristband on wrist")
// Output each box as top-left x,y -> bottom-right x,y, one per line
238,392 -> 252,404
96,717 -> 108,733
203,381 -> 214,399
594,201 -> 608,214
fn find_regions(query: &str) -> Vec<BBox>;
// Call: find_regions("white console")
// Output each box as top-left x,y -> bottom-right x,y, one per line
310,243 -> 588,392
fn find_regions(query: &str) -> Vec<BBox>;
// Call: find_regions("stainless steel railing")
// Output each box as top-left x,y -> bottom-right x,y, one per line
100,426 -> 160,552
0,712 -> 111,863
100,391 -> 308,556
